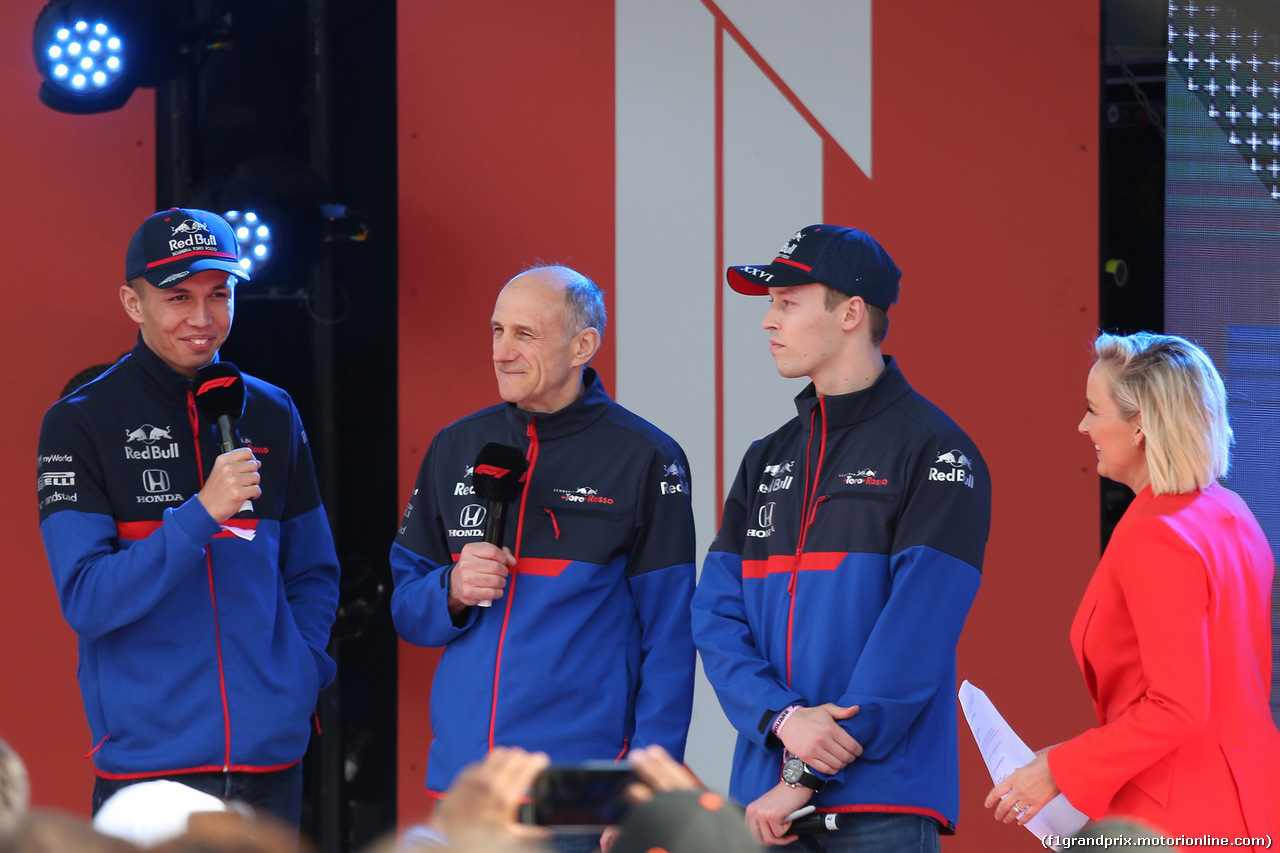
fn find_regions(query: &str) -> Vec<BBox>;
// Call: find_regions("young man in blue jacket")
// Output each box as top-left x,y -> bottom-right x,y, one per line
390,265 -> 697,853
36,209 -> 340,826
691,225 -> 991,852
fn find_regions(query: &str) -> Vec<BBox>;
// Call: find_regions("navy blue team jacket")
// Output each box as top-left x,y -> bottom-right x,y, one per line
390,368 -> 697,796
692,358 -> 990,829
37,338 -> 340,778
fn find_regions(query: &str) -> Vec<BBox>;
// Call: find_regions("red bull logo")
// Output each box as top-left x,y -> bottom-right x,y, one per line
171,219 -> 210,235
126,425 -> 173,443
934,450 -> 972,468
928,449 -> 975,488
169,231 -> 219,253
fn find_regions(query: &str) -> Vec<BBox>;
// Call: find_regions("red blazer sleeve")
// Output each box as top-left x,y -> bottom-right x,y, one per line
1048,516 -> 1210,819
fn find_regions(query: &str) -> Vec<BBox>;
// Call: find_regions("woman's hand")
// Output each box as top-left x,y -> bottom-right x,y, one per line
983,751 -> 1061,826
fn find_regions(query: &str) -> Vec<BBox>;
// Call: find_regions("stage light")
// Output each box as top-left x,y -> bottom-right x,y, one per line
32,1 -> 174,115
223,210 -> 274,277
193,156 -> 328,289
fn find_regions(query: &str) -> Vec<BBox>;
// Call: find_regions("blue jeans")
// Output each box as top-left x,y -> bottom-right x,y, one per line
91,764 -> 304,829
548,831 -> 603,853
790,813 -> 940,853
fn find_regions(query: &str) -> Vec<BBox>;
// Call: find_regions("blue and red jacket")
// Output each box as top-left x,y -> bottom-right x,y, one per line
390,368 -> 697,796
691,358 -> 990,830
36,338 -> 340,778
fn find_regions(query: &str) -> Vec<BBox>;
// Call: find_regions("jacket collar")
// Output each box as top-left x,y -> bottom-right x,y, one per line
793,355 -> 913,430
122,332 -> 212,407
502,367 -> 612,440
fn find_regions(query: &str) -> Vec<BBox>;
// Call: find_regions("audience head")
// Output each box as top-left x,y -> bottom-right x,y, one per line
93,781 -> 229,848
0,739 -> 30,839
2,809 -> 141,853
613,789 -> 762,853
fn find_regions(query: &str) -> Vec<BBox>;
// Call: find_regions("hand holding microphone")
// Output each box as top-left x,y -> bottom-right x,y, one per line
193,363 -> 257,522
449,443 -> 527,612
198,449 -> 261,524
449,542 -> 514,613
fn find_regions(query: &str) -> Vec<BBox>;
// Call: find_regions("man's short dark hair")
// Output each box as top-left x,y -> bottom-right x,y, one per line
822,284 -> 888,345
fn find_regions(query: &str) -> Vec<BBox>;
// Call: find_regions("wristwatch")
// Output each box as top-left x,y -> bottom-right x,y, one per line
781,757 -> 826,793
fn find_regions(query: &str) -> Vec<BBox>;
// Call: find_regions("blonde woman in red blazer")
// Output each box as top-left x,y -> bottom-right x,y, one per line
985,333 -> 1279,844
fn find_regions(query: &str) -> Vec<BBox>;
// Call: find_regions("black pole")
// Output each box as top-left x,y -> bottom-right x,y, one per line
307,1 -> 345,851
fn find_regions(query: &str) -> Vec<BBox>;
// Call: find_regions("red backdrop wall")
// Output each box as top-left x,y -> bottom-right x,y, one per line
0,0 -> 156,815
0,4 -> 1101,848
396,4 -> 1100,853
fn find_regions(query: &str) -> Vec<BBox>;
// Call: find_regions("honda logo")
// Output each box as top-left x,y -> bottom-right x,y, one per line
460,504 -> 486,528
758,502 -> 775,528
143,469 -> 170,493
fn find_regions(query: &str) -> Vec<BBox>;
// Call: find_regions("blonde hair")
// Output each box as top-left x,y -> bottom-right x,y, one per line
1093,332 -> 1232,495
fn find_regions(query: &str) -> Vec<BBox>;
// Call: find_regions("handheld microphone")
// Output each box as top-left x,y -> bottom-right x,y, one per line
790,812 -> 840,834
193,362 -> 253,514
471,442 -> 529,607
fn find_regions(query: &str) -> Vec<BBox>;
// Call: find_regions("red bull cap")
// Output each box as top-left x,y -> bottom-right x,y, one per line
727,224 -> 900,310
125,208 -> 251,288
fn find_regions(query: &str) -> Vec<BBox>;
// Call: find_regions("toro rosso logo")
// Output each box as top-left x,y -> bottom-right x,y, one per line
842,468 -> 888,486
929,450 -> 975,488
554,485 -> 615,504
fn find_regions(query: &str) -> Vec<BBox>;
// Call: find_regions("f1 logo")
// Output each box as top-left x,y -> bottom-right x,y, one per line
143,469 -> 170,493
758,502 -> 775,529
460,504 -> 486,528
474,464 -> 510,479
197,376 -> 239,395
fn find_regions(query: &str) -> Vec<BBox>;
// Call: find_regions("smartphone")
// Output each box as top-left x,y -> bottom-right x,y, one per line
528,761 -> 637,829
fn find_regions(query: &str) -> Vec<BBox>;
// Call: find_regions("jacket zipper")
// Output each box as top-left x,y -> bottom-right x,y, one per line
787,398 -> 828,685
488,419 -> 540,750
189,390 -> 232,771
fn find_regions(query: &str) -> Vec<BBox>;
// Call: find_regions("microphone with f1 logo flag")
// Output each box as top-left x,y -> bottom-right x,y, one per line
193,362 -> 253,515
471,442 -> 529,607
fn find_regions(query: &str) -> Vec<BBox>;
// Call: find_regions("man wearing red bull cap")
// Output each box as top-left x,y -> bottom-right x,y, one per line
35,208 -> 340,826
691,225 -> 991,851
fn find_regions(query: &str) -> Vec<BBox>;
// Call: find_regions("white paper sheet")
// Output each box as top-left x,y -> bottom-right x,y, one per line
959,680 -> 1089,849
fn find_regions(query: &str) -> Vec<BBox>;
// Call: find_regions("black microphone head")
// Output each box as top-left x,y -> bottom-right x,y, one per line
193,362 -> 246,423
473,443 -> 528,504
